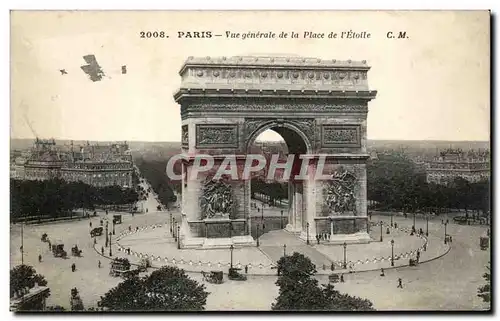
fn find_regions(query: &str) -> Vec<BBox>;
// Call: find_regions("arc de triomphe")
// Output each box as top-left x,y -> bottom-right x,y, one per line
173,56 -> 377,249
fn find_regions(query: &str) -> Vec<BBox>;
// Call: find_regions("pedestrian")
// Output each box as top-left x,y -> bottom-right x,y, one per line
397,278 -> 403,288
423,243 -> 427,251
101,246 -> 104,256
146,208 -> 149,213
136,227 -> 139,232
90,222 -> 92,228
48,241 -> 52,250
38,254 -> 42,263
94,237 -> 97,245
127,248 -> 131,255
394,222 -> 398,229
128,225 -> 132,232
340,274 -> 345,283
450,236 -> 453,243
380,268 -> 385,277
71,263 -> 76,272
100,219 -> 103,226
106,210 -> 108,215
331,263 -> 335,271
245,265 -> 248,274
98,260 -> 101,268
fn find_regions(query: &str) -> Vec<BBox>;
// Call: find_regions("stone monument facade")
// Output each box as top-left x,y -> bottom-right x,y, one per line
174,56 -> 377,248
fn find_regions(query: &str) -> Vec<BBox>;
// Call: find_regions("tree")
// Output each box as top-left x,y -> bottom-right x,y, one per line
70,288 -> 84,311
272,252 -> 375,311
99,266 -> 209,311
477,261 -> 491,304
10,265 -> 49,298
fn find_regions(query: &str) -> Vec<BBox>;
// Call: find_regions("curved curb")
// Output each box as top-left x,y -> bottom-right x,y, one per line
96,223 -> 450,277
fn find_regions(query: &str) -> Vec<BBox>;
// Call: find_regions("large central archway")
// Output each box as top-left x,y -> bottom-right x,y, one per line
174,55 -> 377,249
246,121 -> 311,238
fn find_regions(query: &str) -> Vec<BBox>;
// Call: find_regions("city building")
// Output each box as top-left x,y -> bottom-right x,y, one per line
426,148 -> 490,185
21,138 -> 133,188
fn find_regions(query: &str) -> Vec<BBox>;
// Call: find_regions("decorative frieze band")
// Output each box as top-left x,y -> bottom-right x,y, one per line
321,124 -> 361,148
195,124 -> 239,148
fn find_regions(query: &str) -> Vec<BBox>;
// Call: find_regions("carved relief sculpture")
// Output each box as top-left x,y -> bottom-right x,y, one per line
200,178 -> 235,219
321,125 -> 361,147
324,167 -> 357,215
181,125 -> 189,147
196,124 -> 238,148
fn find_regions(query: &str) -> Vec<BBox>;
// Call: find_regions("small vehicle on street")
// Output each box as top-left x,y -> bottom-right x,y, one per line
328,274 -> 340,283
480,236 -> 489,251
71,245 -> 83,257
51,243 -> 67,258
228,267 -> 247,281
90,227 -> 103,237
113,215 -> 122,225
109,258 -> 131,277
202,270 -> 224,284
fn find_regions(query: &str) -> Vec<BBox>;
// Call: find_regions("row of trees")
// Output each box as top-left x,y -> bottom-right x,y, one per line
10,179 -> 139,221
251,179 -> 287,205
134,157 -> 179,206
367,153 -> 490,215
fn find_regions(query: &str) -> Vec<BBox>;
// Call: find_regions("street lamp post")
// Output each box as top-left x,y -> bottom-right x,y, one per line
343,242 -> 347,269
173,220 -> 177,241
413,213 -> 416,231
256,224 -> 260,247
105,224 -> 109,248
170,212 -> 173,235
21,223 -> 24,265
230,245 -> 234,269
280,210 -> 283,229
112,221 -> 115,235
426,215 -> 429,237
109,232 -> 113,257
380,221 -> 383,242
391,239 -> 395,266
442,219 -> 449,244
177,225 -> 181,249
390,214 -> 394,227
306,222 -> 310,245
283,244 -> 287,257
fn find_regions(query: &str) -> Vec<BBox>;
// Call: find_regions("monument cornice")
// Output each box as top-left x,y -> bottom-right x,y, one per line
179,56 -> 372,75
174,88 -> 377,102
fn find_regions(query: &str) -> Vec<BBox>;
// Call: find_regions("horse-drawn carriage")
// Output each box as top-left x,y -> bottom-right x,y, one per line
90,227 -> 103,237
51,243 -> 67,258
228,268 -> 247,281
202,271 -> 224,284
480,236 -> 489,251
41,233 -> 49,242
71,245 -> 83,257
113,215 -> 122,225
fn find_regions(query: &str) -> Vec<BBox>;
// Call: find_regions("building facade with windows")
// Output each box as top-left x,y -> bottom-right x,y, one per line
426,149 -> 490,185
22,139 -> 133,188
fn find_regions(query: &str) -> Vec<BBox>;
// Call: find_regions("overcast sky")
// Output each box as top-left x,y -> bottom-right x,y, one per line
11,11 -> 490,142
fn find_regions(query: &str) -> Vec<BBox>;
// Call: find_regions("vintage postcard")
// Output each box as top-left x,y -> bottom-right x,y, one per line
9,10 -> 490,312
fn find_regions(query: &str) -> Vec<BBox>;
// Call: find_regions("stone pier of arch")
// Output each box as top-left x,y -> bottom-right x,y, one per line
173,55 -> 377,249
